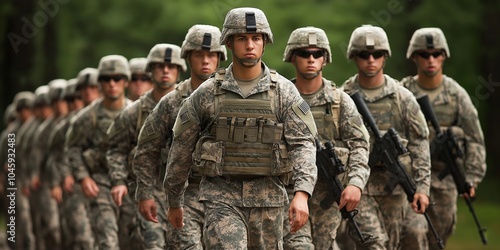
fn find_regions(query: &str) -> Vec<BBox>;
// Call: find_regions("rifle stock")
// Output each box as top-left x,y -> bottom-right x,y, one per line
350,92 -> 444,249
416,94 -> 487,245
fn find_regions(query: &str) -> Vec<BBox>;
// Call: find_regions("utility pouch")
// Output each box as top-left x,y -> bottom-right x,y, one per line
245,118 -> 258,142
215,117 -> 231,142
193,136 -> 224,177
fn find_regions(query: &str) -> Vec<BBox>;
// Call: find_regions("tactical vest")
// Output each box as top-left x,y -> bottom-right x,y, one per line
310,82 -> 349,165
193,68 -> 291,178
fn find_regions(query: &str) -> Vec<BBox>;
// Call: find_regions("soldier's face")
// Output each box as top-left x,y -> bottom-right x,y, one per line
413,49 -> 445,77
189,51 -> 219,80
151,63 -> 179,88
99,75 -> 128,101
81,85 -> 100,105
228,33 -> 264,66
53,99 -> 69,116
354,50 -> 386,77
291,48 -> 326,79
128,73 -> 153,100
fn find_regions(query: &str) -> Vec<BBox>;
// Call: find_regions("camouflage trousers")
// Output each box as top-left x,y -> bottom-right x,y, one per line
9,189 -> 35,250
283,182 -> 342,250
426,188 -> 457,250
31,184 -> 61,250
61,183 -> 95,250
401,205 -> 428,250
88,183 -> 136,250
203,201 -> 284,249
166,182 -> 204,250
132,188 -> 168,250
350,194 -> 407,250
334,220 -> 357,250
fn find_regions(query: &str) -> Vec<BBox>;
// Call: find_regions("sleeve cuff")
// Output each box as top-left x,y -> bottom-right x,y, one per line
167,194 -> 184,208
135,185 -> 154,201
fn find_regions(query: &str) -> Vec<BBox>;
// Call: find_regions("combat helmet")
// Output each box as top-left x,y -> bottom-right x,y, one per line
3,103 -> 17,125
76,67 -> 99,90
406,27 -> 450,59
48,79 -> 68,102
34,85 -> 50,107
220,7 -> 273,44
97,55 -> 131,80
64,78 -> 79,101
347,24 -> 391,59
181,24 -> 228,61
129,58 -> 148,75
284,26 -> 332,63
13,91 -> 35,111
146,44 -> 187,72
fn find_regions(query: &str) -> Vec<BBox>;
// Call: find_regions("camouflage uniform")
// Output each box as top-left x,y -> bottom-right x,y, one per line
66,55 -> 132,250
401,27 -> 486,250
281,27 -> 371,250
166,58 -> 318,248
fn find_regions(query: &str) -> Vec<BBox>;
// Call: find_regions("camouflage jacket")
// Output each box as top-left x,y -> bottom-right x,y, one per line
401,75 -> 486,189
66,98 -> 131,186
166,63 -> 318,208
297,78 -> 370,191
17,117 -> 41,187
133,79 -> 193,201
343,74 -> 431,196
106,89 -> 158,187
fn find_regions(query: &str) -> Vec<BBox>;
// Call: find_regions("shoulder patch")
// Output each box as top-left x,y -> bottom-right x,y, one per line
298,100 -> 310,115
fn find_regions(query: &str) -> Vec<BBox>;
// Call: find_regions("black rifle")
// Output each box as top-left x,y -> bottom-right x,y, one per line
315,138 -> 372,244
417,94 -> 487,245
350,92 -> 444,249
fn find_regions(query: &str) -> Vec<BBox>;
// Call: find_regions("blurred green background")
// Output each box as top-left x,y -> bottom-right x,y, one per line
1,0 -> 499,248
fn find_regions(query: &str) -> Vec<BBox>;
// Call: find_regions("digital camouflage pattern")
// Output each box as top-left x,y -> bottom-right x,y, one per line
283,26 -> 332,63
220,7 -> 273,44
406,27 -> 450,59
284,79 -> 370,250
401,75 -> 486,249
181,24 -> 227,60
346,24 -> 391,59
165,63 -> 317,248
66,98 -> 131,249
97,54 -> 131,80
146,43 -> 187,73
342,74 -> 431,249
133,79 -> 202,249
129,57 -> 148,74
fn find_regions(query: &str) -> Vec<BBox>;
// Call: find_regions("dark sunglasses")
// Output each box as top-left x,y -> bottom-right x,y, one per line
98,75 -> 126,82
131,75 -> 151,82
415,51 -> 443,59
295,50 -> 326,59
356,51 -> 386,60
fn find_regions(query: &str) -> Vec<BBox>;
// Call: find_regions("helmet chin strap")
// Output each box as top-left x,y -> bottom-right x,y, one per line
231,44 -> 264,68
361,59 -> 385,77
300,68 -> 322,80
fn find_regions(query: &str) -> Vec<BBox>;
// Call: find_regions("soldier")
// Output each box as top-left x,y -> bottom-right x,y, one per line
106,43 -> 186,249
164,7 -> 317,248
30,79 -> 68,250
127,57 -> 154,101
66,55 -> 132,249
341,24 -> 431,250
281,26 -> 371,250
133,25 -> 226,249
76,67 -> 101,106
400,27 -> 487,250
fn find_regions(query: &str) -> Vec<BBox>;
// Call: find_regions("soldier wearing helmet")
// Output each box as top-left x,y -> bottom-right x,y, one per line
163,8 -> 318,248
401,28 -> 486,250
106,43 -> 184,250
76,67 -> 101,106
342,25 -> 431,250
282,26 -> 370,249
127,57 -> 153,101
66,55 -> 132,250
131,27 -> 225,249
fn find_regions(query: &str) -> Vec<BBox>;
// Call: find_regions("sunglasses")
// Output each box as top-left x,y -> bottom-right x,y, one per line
356,51 -> 386,60
295,50 -> 326,59
415,51 -> 443,59
98,75 -> 126,82
131,75 -> 151,82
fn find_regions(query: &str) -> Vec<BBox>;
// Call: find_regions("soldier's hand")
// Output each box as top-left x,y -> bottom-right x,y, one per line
81,177 -> 99,198
139,199 -> 158,223
463,186 -> 476,199
22,186 -> 30,196
111,185 -> 128,206
63,175 -> 75,193
412,192 -> 429,214
167,207 -> 185,229
51,186 -> 63,204
31,176 -> 41,191
289,191 -> 309,233
339,185 -> 362,212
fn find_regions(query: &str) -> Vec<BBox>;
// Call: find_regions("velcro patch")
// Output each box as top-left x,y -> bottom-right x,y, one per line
298,100 -> 310,115
180,110 -> 190,124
